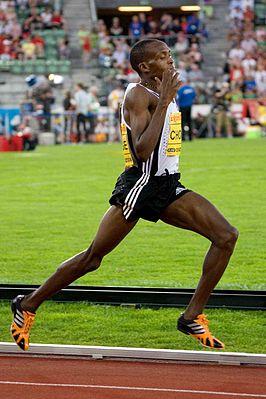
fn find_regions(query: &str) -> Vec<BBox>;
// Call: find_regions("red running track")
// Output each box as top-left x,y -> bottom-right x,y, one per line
0,356 -> 266,399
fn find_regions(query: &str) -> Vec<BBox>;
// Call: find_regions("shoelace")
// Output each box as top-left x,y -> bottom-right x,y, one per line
23,312 -> 34,333
197,314 -> 209,329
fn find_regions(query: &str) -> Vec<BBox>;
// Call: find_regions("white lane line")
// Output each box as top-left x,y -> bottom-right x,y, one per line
0,381 -> 265,397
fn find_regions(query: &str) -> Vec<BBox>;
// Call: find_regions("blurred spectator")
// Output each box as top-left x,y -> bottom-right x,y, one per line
23,7 -> 42,33
172,17 -> 182,34
186,12 -> 200,35
87,85 -> 100,139
243,5 -> 254,22
5,16 -> 21,39
14,0 -> 30,10
160,13 -> 174,36
0,40 -> 12,60
17,117 -> 38,151
199,23 -> 209,42
74,82 -> 89,143
98,37 -> 113,67
22,36 -> 36,59
195,85 -> 209,104
213,83 -> 233,138
177,60 -> 188,82
229,0 -> 243,11
62,90 -> 75,143
243,73 -> 257,98
187,43 -> 202,65
51,9 -> 65,29
35,88 -> 55,131
0,7 -> 6,22
139,12 -> 151,35
241,51 -> 256,75
31,33 -> 45,58
256,26 -> 266,44
110,17 -> 123,37
255,64 -> 266,98
78,24 -> 90,47
227,17 -> 243,42
228,42 -> 245,60
241,31 -> 257,53
146,20 -> 160,38
174,31 -> 189,55
108,81 -> 125,141
128,15 -> 143,41
176,80 -> 196,141
40,6 -> 53,29
112,39 -> 129,67
226,83 -> 244,104
230,6 -> 244,21
229,58 -> 245,86
82,35 -> 91,67
58,37 -> 70,60
180,16 -> 188,33
77,25 -> 92,67
20,90 -> 35,117
193,113 -> 209,138
188,63 -> 204,82
96,18 -> 109,48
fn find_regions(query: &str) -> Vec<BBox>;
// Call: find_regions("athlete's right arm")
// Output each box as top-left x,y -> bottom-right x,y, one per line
125,70 -> 180,162
125,88 -> 170,162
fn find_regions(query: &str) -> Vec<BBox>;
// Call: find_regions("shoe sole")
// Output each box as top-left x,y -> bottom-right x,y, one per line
177,320 -> 224,350
177,325 -> 190,335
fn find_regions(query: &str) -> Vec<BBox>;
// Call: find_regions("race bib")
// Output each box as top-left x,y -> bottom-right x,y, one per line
121,122 -> 134,168
166,112 -> 182,156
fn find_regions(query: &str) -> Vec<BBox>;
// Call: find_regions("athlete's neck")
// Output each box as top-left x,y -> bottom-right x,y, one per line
140,80 -> 159,93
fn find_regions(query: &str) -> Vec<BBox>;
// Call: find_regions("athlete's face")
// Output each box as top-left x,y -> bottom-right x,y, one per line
144,42 -> 176,80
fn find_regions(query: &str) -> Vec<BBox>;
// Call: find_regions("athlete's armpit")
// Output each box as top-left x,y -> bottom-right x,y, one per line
124,87 -> 152,156
125,88 -> 151,131
124,85 -> 169,162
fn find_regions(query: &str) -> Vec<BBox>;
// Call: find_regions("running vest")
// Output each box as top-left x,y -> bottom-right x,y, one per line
120,83 -> 182,176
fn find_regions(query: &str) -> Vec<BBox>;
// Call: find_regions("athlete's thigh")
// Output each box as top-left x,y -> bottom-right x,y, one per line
91,205 -> 138,256
160,191 -> 233,241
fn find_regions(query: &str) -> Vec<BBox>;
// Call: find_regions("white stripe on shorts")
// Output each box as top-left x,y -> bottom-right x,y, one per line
123,155 -> 153,219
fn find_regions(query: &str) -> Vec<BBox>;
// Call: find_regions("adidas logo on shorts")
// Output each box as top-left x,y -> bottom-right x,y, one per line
176,186 -> 186,195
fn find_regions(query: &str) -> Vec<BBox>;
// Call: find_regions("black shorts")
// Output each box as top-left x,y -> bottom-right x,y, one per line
109,166 -> 190,222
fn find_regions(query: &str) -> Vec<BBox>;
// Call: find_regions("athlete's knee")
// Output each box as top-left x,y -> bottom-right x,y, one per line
215,225 -> 239,251
80,247 -> 103,273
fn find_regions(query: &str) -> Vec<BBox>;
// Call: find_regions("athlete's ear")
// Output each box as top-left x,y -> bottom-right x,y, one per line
138,61 -> 150,73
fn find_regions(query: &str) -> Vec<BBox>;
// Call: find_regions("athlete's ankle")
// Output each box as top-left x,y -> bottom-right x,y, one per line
21,296 -> 37,313
183,310 -> 202,320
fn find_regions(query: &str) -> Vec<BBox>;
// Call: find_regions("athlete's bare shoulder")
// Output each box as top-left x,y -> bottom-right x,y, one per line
125,84 -> 157,111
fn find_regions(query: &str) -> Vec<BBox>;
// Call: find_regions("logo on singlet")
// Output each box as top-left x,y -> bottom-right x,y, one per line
166,112 -> 182,156
121,122 -> 134,168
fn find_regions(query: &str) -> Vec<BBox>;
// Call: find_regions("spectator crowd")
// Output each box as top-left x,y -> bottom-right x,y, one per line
79,11 -> 207,88
1,0 -> 265,144
0,0 -> 69,62
225,0 -> 265,100
214,0 -> 266,137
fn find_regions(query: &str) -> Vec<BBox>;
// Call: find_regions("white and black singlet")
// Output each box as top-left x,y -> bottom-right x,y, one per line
109,83 -> 190,222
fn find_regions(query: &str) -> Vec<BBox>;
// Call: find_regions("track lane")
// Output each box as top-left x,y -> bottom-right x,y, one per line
0,356 -> 265,399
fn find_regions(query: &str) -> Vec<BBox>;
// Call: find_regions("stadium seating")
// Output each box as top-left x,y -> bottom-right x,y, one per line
0,2 -> 70,76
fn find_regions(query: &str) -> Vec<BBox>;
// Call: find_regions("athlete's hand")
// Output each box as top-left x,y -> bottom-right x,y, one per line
155,69 -> 182,106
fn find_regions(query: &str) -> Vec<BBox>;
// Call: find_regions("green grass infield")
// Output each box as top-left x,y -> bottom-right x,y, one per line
0,138 -> 265,352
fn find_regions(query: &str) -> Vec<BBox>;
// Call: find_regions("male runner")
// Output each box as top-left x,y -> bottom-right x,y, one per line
11,39 -> 238,351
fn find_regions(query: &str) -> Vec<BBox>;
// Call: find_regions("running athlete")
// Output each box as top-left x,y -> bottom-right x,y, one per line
11,39 -> 238,351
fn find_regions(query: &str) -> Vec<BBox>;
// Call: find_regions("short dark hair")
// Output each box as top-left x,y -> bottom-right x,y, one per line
129,39 -> 162,74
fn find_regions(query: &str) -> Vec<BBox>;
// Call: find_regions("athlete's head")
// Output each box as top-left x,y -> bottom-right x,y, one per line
129,39 -> 175,80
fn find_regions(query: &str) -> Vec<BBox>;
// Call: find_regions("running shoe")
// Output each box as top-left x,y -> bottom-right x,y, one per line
11,295 -> 35,351
177,313 -> 225,349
